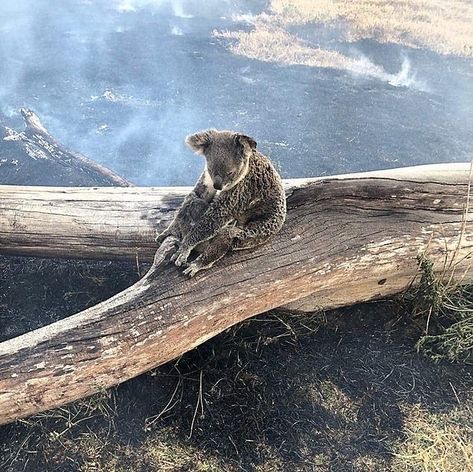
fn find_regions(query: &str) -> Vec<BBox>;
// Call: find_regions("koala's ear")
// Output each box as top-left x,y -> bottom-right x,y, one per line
235,133 -> 257,150
185,129 -> 214,155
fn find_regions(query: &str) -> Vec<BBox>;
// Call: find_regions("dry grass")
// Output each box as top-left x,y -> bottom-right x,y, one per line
215,28 -> 386,75
3,389 -> 226,471
392,404 -> 473,471
414,282 -> 473,362
216,0 -> 473,77
37,427 -> 226,472
2,255 -> 473,470
271,0 -> 473,56
2,302 -> 472,471
214,27 -> 427,88
400,159 -> 473,362
309,379 -> 359,423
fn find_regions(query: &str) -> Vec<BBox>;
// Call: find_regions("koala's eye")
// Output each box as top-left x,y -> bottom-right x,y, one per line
226,171 -> 235,177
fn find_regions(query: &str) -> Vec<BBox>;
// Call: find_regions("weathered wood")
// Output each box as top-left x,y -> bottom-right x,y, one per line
0,163 -> 472,425
0,184 -> 183,261
0,108 -> 132,187
0,163 -> 469,261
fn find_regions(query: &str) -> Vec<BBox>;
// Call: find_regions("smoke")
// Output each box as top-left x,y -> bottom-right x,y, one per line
387,57 -> 423,88
171,26 -> 184,36
231,13 -> 258,25
97,90 -> 161,109
348,55 -> 429,92
116,0 -> 193,17
1,0 -> 471,187
0,1 -> 36,114
0,0 -> 202,185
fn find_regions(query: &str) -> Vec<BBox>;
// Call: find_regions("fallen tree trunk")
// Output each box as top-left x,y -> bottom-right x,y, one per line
0,163 -> 469,261
0,108 -> 132,187
0,163 -> 472,425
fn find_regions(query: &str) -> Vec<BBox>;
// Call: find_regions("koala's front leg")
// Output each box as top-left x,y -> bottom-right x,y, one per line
172,196 -> 236,267
155,211 -> 183,246
152,234 -> 179,269
182,226 -> 243,276
171,246 -> 192,267
155,226 -> 174,245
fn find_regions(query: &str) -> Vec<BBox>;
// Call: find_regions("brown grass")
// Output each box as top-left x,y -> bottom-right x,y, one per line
215,0 -> 473,75
2,257 -> 473,471
392,404 -> 473,471
2,303 -> 472,471
215,27 -> 387,75
55,428 -> 226,472
214,26 -> 427,89
271,0 -> 473,56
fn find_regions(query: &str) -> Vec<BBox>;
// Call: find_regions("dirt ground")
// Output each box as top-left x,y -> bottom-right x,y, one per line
1,255 -> 472,471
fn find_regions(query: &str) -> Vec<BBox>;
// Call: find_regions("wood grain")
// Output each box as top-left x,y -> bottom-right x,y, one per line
0,163 -> 471,425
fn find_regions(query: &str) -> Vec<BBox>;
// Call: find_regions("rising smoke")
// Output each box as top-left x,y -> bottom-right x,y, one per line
348,55 -> 429,92
1,0 -> 469,186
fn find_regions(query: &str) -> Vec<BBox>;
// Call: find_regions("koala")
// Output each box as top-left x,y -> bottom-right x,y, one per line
155,129 -> 286,276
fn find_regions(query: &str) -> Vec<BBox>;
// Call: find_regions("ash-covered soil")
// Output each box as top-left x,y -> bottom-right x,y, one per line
1,267 -> 472,471
1,0 -> 472,187
0,257 -> 141,342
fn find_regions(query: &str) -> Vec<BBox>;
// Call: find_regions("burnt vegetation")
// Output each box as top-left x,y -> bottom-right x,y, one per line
1,254 -> 472,471
1,0 -> 473,470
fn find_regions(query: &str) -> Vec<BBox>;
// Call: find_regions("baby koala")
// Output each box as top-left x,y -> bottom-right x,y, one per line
155,129 -> 286,276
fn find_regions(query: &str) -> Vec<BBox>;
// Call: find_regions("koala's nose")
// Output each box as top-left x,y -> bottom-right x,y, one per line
213,176 -> 223,190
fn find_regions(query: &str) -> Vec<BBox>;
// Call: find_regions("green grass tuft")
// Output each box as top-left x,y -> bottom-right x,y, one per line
402,254 -> 473,363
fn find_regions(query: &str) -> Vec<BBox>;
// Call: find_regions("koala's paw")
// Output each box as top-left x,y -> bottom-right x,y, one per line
182,261 -> 202,277
229,226 -> 245,239
171,246 -> 191,267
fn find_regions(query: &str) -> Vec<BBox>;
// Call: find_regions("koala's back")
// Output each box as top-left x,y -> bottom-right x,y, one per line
250,151 -> 284,196
235,150 -> 286,221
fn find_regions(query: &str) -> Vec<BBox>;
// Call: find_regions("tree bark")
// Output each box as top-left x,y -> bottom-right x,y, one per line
0,163 -> 469,262
0,163 -> 471,425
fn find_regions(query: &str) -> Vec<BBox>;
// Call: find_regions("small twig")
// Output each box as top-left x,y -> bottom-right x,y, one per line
135,253 -> 141,278
145,377 -> 182,429
188,370 -> 204,439
425,306 -> 432,336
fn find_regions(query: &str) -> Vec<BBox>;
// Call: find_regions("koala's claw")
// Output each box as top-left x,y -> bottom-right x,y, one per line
182,262 -> 200,277
155,230 -> 169,245
172,247 -> 191,267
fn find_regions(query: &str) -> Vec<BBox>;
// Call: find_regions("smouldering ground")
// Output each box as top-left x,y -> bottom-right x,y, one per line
1,257 -> 472,471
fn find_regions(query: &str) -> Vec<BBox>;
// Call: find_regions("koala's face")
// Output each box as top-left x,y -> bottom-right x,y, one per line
186,129 -> 256,191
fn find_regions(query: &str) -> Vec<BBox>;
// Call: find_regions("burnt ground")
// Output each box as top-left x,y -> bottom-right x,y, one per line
1,0 -> 473,187
1,256 -> 472,471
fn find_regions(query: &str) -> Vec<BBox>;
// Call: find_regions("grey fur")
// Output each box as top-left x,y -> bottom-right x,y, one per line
155,129 -> 286,276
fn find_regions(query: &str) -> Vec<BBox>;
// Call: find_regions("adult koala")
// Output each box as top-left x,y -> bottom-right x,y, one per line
155,129 -> 286,276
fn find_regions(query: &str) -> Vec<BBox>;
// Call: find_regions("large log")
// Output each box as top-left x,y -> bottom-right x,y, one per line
0,163 -> 469,261
0,108 -> 132,187
0,163 -> 472,425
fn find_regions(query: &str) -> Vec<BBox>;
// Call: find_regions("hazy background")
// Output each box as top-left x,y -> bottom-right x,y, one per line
0,0 -> 472,185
